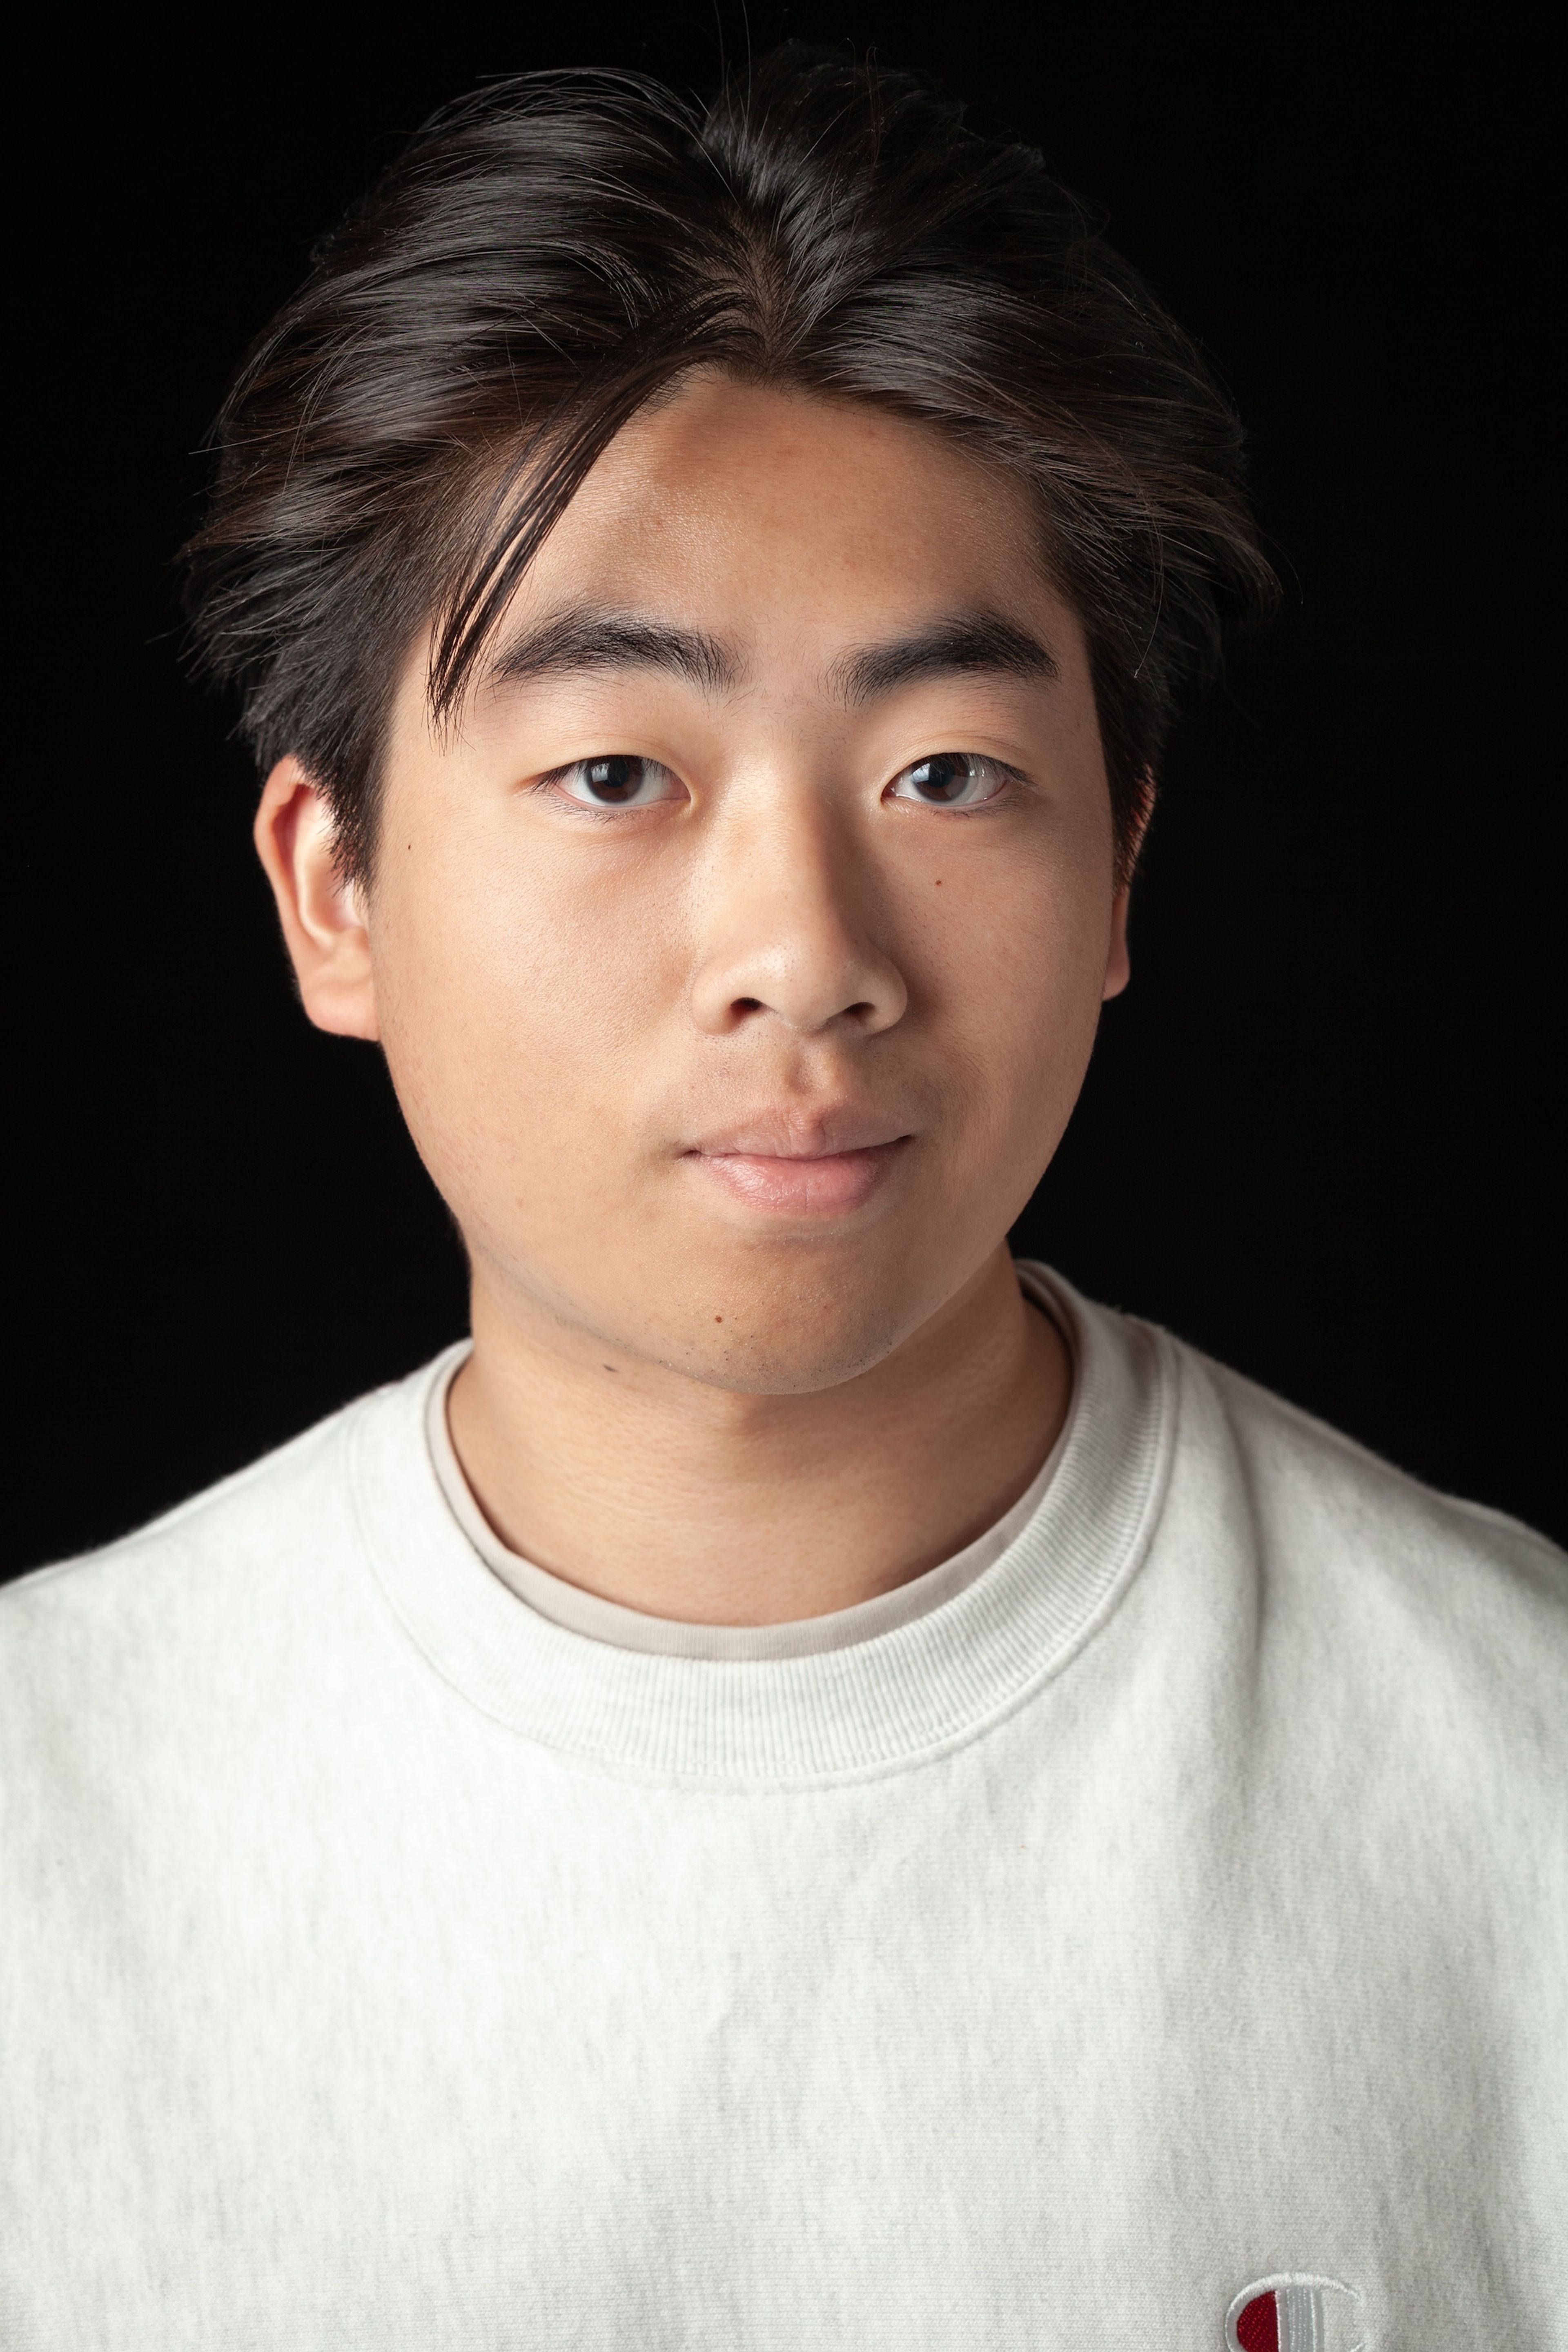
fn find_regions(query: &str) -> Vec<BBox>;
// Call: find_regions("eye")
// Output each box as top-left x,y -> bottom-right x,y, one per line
548,754 -> 684,809
885,752 -> 1014,810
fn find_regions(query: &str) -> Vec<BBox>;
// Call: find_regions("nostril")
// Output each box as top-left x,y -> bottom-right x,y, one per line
733,997 -> 763,1014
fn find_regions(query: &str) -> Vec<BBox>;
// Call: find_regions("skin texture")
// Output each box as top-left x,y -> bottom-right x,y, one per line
256,376 -> 1138,1624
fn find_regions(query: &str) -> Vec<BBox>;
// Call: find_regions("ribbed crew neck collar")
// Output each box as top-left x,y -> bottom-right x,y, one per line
350,1264 -> 1174,1784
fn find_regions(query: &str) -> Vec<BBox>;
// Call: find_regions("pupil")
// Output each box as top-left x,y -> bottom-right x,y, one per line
586,756 -> 641,803
915,754 -> 969,802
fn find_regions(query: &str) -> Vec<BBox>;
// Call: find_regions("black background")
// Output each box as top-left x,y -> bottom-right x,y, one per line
12,3 -> 1562,1577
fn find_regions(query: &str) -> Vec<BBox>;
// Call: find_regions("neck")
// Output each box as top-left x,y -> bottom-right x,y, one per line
445,1246 -> 1069,1626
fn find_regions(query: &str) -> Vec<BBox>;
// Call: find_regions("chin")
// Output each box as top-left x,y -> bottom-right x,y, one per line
664,1247 -> 943,1391
477,1200 -> 973,1395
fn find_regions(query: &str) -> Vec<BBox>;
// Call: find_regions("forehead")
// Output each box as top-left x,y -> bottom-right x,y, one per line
522,376 -> 1057,642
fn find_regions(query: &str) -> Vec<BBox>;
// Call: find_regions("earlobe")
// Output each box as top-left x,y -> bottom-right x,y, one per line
1102,769 -> 1153,1001
1102,889 -> 1133,1002
253,758 -> 381,1041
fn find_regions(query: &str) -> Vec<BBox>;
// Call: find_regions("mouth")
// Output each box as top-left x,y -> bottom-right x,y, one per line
681,1115 -> 914,1217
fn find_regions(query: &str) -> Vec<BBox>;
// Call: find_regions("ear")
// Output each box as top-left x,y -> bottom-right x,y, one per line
1102,891 -> 1134,1003
1102,770 -> 1155,1004
253,758 -> 380,1040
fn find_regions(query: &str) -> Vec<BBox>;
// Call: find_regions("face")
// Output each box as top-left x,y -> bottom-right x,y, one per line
265,376 -> 1132,1393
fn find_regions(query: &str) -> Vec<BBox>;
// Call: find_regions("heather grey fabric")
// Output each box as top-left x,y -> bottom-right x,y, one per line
4,1269 -> 1564,2350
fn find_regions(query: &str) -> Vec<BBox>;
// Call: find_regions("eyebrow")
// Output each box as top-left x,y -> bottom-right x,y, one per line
830,613 -> 1058,704
486,603 -> 1056,706
488,607 -> 738,695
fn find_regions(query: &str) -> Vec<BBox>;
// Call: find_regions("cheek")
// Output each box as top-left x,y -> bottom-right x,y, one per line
916,838 -> 1113,1105
367,819 -> 669,1210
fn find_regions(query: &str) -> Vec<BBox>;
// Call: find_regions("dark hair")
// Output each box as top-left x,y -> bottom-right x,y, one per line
184,50 -> 1277,883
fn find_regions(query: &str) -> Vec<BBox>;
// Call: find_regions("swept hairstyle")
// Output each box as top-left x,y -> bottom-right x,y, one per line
184,49 -> 1278,882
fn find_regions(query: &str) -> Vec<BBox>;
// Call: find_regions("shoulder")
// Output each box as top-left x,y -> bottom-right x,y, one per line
7,1396 -> 358,1624
1177,1332 -> 1565,1590
1160,1327 -> 1567,1748
0,1365 -> 439,1750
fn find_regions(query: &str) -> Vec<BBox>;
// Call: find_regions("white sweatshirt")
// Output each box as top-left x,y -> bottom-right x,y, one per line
2,1267 -> 1564,2352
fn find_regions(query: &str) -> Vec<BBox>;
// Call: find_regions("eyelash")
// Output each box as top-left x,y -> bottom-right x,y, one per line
883,753 -> 1021,811
538,755 -> 682,816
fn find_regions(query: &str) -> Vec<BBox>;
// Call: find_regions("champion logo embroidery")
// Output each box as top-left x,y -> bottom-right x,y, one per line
1226,2275 -> 1365,2352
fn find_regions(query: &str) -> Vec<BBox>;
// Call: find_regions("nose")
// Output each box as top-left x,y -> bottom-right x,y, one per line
688,791 -> 908,1038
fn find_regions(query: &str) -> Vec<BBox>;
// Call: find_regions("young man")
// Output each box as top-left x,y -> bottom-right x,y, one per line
4,53 -> 1563,2352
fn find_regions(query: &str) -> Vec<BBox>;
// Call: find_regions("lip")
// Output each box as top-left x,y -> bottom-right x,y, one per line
681,1111 -> 914,1217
